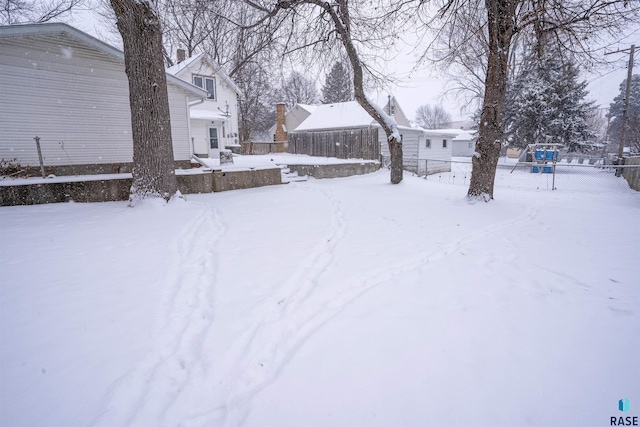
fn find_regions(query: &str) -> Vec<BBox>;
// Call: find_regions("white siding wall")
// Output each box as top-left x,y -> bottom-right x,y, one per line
418,135 -> 453,161
452,138 -> 475,157
191,120 -> 208,156
167,88 -> 193,161
0,33 -> 193,169
379,127 -> 427,172
417,133 -> 454,174
0,34 -> 133,167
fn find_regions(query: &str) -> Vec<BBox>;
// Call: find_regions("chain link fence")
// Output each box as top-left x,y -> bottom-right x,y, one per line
413,158 -> 640,193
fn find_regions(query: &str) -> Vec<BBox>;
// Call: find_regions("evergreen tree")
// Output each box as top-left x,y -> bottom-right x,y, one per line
607,74 -> 640,154
321,61 -> 353,104
504,46 -> 596,152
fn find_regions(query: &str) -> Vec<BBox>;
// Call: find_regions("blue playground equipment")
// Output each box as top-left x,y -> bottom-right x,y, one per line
528,144 -> 561,173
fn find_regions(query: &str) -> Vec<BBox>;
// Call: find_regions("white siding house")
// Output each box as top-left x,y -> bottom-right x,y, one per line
0,23 -> 207,175
293,100 -> 454,174
166,53 -> 242,159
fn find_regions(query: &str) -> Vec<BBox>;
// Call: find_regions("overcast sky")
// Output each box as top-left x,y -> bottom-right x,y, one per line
63,4 -> 639,125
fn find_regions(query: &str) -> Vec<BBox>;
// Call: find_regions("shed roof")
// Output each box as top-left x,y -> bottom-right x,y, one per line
295,101 -> 376,131
294,101 -> 458,138
429,128 -> 476,140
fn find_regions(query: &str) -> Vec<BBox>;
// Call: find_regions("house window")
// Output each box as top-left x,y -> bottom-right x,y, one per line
193,75 -> 215,99
425,139 -> 431,148
443,139 -> 448,148
468,142 -> 473,148
209,127 -> 219,149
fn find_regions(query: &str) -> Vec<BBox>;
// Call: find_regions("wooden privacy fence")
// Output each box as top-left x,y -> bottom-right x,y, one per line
241,141 -> 287,155
288,128 -> 380,160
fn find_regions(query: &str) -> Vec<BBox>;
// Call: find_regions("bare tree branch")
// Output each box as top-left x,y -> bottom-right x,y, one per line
1,0 -> 84,24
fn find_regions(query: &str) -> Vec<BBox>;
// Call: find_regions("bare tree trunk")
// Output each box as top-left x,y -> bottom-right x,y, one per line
389,139 -> 403,184
467,0 -> 516,200
309,0 -> 403,183
111,0 -> 178,204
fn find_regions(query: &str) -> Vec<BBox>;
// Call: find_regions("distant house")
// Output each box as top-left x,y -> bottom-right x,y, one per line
416,129 -> 457,174
167,52 -> 242,158
290,98 -> 454,174
0,23 -> 207,176
431,128 -> 476,157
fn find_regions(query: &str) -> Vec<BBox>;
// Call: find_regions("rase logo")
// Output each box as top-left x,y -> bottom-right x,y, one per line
611,398 -> 638,426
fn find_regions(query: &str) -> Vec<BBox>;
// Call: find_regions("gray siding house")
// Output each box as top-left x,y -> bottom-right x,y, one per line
0,23 -> 207,176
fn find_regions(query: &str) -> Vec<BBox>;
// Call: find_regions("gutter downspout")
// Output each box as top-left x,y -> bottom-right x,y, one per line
187,96 -> 206,157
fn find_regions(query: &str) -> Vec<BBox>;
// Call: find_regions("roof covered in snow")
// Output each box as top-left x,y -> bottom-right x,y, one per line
166,53 -> 203,75
294,101 -> 378,131
430,128 -> 475,140
190,108 -> 230,121
293,102 -> 460,137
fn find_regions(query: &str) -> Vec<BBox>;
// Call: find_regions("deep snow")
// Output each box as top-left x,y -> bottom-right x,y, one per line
1,165 -> 638,427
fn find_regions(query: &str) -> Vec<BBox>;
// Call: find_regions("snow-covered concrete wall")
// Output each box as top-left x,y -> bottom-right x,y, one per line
0,168 -> 283,205
286,162 -> 379,179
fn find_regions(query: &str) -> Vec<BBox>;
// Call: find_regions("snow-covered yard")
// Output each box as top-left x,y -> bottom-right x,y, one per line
1,167 -> 638,427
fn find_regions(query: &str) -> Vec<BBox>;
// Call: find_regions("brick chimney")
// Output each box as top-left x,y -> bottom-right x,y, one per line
275,103 -> 287,142
177,49 -> 186,64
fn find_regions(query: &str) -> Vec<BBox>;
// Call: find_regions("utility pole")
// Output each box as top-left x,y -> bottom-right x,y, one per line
605,45 -> 635,160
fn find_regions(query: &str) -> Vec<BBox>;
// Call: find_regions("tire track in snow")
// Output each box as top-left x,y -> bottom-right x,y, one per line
209,194 -> 544,426
91,205 -> 226,427
214,196 -> 546,426
197,187 -> 348,427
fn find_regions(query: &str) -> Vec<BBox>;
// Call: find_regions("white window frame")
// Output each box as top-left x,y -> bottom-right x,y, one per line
425,139 -> 431,148
193,75 -> 216,100
443,139 -> 448,148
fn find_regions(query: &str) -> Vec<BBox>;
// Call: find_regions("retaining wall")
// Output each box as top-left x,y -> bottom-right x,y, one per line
212,168 -> 282,192
17,160 -> 192,177
286,162 -> 379,179
0,167 -> 282,206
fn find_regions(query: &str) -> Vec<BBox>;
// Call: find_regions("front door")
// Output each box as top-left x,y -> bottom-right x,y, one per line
208,126 -> 220,158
